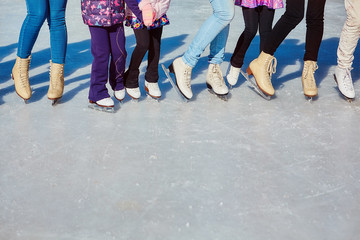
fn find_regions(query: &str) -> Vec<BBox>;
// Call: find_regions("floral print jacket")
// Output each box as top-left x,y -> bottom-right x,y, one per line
81,0 -> 143,26
235,0 -> 283,9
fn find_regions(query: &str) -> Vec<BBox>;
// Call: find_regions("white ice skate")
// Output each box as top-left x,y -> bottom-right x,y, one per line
126,87 -> 141,100
161,63 -> 188,102
206,63 -> 229,101
226,64 -> 241,88
88,97 -> 115,113
168,57 -> 193,100
334,66 -> 355,102
114,89 -> 125,102
145,80 -> 161,99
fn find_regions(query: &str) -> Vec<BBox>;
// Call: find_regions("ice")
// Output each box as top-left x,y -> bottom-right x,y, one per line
1,0 -> 360,239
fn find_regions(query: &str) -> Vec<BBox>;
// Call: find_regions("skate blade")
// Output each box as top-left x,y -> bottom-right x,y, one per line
88,103 -> 115,113
161,64 -> 189,102
50,98 -> 61,106
114,97 -> 124,103
240,69 -> 271,101
225,63 -> 236,90
17,95 -> 30,104
305,96 -> 313,103
333,74 -> 355,103
130,98 -> 139,103
207,89 -> 229,101
345,97 -> 354,103
146,93 -> 161,102
206,85 -> 229,101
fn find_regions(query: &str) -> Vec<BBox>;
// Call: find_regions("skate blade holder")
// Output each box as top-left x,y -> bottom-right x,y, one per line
146,93 -> 161,102
206,84 -> 229,101
240,69 -> 271,101
88,104 -> 115,113
161,64 -> 189,103
51,98 -> 61,106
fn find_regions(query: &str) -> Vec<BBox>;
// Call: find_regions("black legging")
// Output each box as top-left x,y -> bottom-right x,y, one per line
125,26 -> 163,88
263,0 -> 326,61
231,6 -> 275,68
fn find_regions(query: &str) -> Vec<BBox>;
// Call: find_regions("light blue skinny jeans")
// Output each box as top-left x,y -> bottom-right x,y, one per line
182,0 -> 235,67
17,0 -> 68,64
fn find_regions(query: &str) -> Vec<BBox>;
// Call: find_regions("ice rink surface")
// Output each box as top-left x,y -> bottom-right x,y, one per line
0,0 -> 360,239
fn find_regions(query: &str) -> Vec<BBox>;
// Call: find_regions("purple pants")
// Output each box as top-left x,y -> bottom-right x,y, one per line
88,25 -> 126,102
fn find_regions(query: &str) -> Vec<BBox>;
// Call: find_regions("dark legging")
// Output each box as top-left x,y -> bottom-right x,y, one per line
125,26 -> 163,88
263,0 -> 326,61
231,6 -> 275,68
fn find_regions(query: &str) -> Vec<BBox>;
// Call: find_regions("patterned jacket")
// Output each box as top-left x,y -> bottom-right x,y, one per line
81,0 -> 143,26
235,0 -> 283,9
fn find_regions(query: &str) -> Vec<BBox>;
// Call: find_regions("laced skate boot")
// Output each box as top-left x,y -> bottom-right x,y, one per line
89,97 -> 115,113
206,63 -> 229,96
301,60 -> 318,98
94,97 -> 114,107
334,66 -> 355,100
48,60 -> 65,103
169,57 -> 193,100
247,51 -> 277,96
226,65 -> 241,87
114,89 -> 125,102
12,56 -> 32,102
145,80 -> 161,98
126,87 -> 141,100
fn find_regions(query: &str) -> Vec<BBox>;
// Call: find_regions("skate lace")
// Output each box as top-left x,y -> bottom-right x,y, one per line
304,62 -> 318,88
212,64 -> 225,87
50,65 -> 64,89
264,56 -> 277,87
19,60 -> 30,89
343,68 -> 354,91
184,66 -> 192,88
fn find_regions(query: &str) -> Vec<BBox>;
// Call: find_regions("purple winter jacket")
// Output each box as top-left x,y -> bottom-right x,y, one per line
81,0 -> 143,27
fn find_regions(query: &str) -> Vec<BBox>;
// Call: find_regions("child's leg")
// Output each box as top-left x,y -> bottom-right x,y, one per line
337,0 -> 360,69
263,0 -> 304,56
17,0 -> 49,59
108,24 -> 126,91
230,7 -> 259,68
258,6 -> 275,53
48,0 -> 68,64
88,26 -> 111,102
125,28 -> 151,88
145,27 -> 163,83
303,0 -> 326,61
208,24 -> 230,65
182,0 -> 234,67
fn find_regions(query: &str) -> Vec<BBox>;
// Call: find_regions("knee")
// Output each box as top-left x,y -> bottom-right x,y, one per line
135,40 -> 150,53
347,15 -> 360,27
214,3 -> 234,25
48,9 -> 66,28
244,26 -> 258,39
91,47 -> 110,61
28,8 -> 47,26
284,9 -> 304,27
306,17 -> 323,29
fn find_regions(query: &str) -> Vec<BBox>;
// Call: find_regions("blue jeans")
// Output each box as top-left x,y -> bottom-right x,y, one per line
17,0 -> 68,64
182,0 -> 234,67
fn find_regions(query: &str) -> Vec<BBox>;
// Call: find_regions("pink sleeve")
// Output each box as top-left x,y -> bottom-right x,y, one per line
153,0 -> 171,20
138,0 -> 151,10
